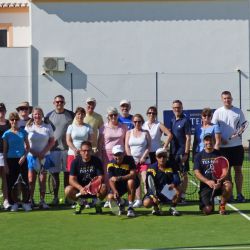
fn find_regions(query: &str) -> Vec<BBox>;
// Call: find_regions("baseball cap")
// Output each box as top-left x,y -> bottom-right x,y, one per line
120,99 -> 131,107
112,145 -> 124,155
203,133 -> 213,140
0,103 -> 6,112
86,97 -> 96,104
155,148 -> 168,157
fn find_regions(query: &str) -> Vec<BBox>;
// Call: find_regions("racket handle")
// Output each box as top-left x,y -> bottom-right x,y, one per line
76,192 -> 81,198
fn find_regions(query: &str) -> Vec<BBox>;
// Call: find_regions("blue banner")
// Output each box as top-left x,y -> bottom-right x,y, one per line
163,109 -> 215,134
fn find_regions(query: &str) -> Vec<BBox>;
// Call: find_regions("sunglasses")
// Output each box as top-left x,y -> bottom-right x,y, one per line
147,112 -> 156,115
173,106 -> 181,109
157,155 -> 167,159
55,101 -> 64,104
113,153 -> 123,157
19,107 -> 29,111
109,114 -> 118,117
10,119 -> 19,122
80,149 -> 91,153
134,120 -> 142,124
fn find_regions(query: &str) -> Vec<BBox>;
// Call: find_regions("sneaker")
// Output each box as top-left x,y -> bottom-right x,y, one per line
103,200 -> 110,208
11,203 -> 19,212
127,207 -> 135,217
133,199 -> 142,208
22,203 -> 32,212
236,193 -> 246,203
219,204 -> 229,215
3,199 -> 11,210
152,206 -> 162,216
118,203 -> 126,216
228,195 -> 234,203
51,197 -> 59,205
74,202 -> 83,215
169,207 -> 181,216
39,200 -> 50,209
30,198 -> 36,208
95,203 -> 103,214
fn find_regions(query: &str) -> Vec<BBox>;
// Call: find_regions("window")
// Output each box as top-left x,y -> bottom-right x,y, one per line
0,23 -> 13,47
0,29 -> 7,47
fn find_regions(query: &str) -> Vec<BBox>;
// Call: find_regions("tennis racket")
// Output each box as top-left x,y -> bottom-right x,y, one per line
39,158 -> 56,195
229,120 -> 248,140
76,176 -> 102,197
109,198 -> 121,215
178,155 -> 199,195
11,173 -> 29,204
210,156 -> 229,202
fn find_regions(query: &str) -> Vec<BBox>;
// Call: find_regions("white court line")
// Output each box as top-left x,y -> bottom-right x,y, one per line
226,203 -> 250,221
189,178 -> 250,222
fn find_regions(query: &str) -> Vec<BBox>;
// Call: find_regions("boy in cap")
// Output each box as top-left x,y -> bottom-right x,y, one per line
143,148 -> 181,216
107,145 -> 139,217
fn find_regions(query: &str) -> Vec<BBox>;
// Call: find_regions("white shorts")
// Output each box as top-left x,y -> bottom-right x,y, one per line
49,150 -> 67,173
0,153 -> 5,167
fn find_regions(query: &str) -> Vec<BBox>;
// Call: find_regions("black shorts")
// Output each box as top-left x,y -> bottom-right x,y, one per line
111,178 -> 140,197
169,154 -> 190,172
199,186 -> 222,209
220,145 -> 244,167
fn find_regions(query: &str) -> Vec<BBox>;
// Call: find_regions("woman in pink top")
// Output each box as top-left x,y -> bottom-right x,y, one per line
98,107 -> 127,180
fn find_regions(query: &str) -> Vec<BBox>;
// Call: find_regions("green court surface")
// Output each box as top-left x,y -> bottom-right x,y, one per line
0,202 -> 249,250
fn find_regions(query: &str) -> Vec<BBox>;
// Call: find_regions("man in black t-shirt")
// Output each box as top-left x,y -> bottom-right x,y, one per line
193,133 -> 232,215
107,145 -> 139,217
65,141 -> 106,214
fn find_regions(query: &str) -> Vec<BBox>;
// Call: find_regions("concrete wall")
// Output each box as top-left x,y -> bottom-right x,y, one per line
0,11 -> 30,46
11,0 -> 250,145
0,47 -> 31,112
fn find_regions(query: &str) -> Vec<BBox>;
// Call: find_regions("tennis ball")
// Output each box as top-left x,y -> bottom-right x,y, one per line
59,198 -> 64,204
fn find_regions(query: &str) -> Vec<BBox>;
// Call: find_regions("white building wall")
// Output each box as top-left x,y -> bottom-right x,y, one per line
0,12 -> 30,46
29,0 -> 250,145
0,47 -> 30,112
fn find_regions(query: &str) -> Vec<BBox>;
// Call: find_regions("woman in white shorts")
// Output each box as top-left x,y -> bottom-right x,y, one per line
25,107 -> 55,209
0,103 -> 11,210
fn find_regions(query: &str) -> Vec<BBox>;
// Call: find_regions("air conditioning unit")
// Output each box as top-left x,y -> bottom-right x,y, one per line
43,57 -> 65,72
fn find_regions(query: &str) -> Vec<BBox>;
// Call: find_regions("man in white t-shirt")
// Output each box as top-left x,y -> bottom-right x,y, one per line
212,91 -> 246,202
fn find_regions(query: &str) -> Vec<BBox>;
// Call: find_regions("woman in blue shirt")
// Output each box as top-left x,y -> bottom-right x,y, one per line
2,112 -> 30,212
193,108 -> 221,155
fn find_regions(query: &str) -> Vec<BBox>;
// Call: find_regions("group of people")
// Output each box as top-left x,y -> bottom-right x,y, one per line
0,90 -> 247,216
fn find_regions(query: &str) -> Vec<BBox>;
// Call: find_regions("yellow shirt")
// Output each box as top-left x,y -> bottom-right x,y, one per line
84,112 -> 104,148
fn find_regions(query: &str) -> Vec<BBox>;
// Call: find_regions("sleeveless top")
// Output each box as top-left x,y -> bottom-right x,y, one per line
128,130 -> 150,164
142,121 -> 162,152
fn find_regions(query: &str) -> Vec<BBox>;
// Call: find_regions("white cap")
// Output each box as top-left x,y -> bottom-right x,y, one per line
155,148 -> 168,157
86,97 -> 96,104
112,145 -> 124,155
120,99 -> 131,107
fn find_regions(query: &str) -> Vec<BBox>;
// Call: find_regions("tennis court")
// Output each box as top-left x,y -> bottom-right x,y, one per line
0,202 -> 249,250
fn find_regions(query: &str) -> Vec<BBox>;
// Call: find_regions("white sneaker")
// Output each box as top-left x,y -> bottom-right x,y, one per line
22,203 -> 32,212
39,200 -> 50,209
133,199 -> 142,208
103,200 -> 110,208
3,199 -> 11,210
11,203 -> 19,212
127,207 -> 135,217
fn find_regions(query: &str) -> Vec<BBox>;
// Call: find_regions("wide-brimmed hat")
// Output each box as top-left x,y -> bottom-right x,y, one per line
16,101 -> 33,113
